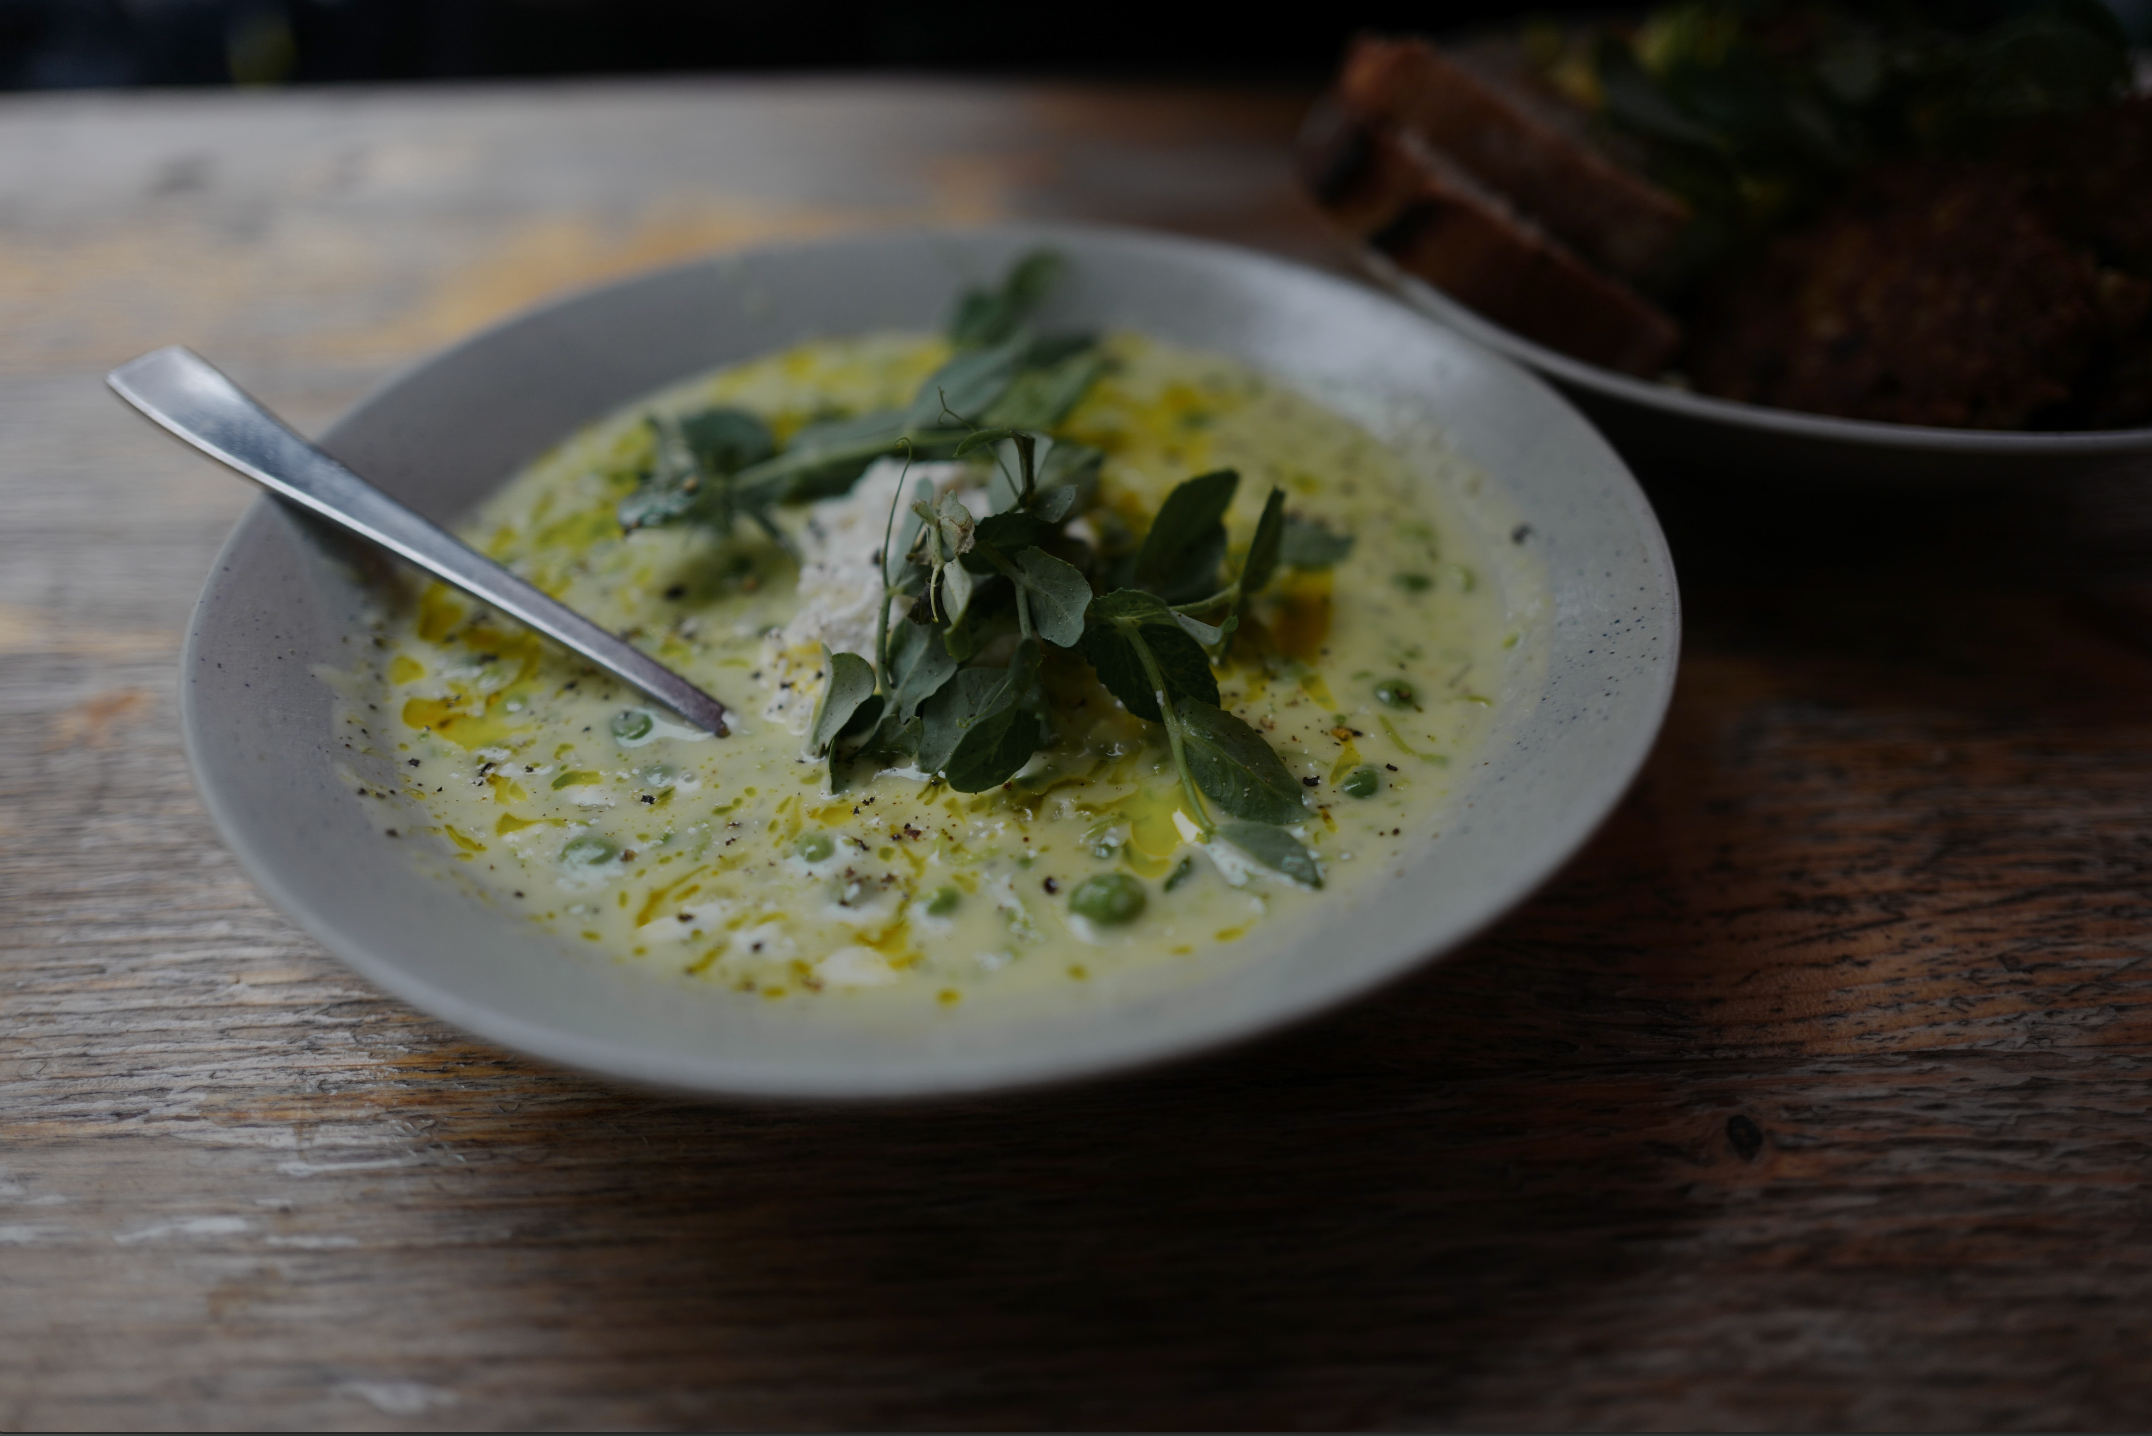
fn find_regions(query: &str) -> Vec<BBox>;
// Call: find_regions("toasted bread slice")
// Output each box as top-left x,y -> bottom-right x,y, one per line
1340,34 -> 1691,287
1302,103 -> 1681,376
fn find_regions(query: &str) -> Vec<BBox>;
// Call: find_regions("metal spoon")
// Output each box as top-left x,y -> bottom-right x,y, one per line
108,346 -> 731,736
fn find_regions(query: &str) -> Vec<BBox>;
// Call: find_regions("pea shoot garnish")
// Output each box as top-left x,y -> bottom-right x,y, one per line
621,251 -> 1358,889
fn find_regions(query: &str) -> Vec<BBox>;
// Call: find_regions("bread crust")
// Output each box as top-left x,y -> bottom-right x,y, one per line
1340,34 -> 1691,287
1301,104 -> 1681,376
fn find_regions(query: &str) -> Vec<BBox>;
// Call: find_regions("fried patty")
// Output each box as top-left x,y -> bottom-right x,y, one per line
1684,158 -> 2145,430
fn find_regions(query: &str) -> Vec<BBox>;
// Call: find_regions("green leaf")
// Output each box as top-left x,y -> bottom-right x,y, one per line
1239,488 -> 1287,597
734,409 -> 908,503
904,333 -> 1027,429
1278,515 -> 1355,568
1012,548 -> 1092,648
948,251 -> 1066,348
1134,469 -> 1238,603
679,407 -> 774,475
1175,697 -> 1307,825
618,415 -> 715,533
1078,598 -> 1219,722
938,557 -> 979,627
1088,587 -> 1174,626
981,346 -> 1108,431
872,711 -> 923,762
827,689 -> 887,795
1030,484 -> 1081,524
1173,612 -> 1226,646
1215,822 -> 1323,888
808,648 -> 878,758
917,639 -> 1041,776
883,618 -> 957,721
1036,440 -> 1102,502
617,474 -> 708,532
944,703 -> 1045,792
975,510 -> 1048,551
953,426 -> 1021,457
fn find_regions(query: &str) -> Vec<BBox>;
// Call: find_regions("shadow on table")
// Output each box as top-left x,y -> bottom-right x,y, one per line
1638,460 -> 2152,590
523,949 -> 1711,1427
447,773 -> 1750,1427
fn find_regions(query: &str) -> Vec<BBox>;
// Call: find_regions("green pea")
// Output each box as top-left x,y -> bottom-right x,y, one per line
1162,855 -> 1196,892
1341,766 -> 1381,799
1393,572 -> 1432,593
560,835 -> 618,868
795,831 -> 835,863
924,886 -> 961,917
611,709 -> 655,742
1374,679 -> 1416,709
1068,872 -> 1147,926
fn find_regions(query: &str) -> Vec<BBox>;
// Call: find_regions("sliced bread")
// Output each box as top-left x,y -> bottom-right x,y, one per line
1340,34 -> 1691,288
1302,102 -> 1681,376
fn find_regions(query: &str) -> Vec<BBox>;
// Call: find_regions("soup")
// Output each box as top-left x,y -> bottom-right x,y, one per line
343,306 -> 1534,1012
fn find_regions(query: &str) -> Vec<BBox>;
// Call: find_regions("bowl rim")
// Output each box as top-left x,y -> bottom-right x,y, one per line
1362,250 -> 2152,455
179,221 -> 1682,1099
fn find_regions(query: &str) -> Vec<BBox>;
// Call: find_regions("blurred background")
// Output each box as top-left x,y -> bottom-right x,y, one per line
2,0 -> 1596,88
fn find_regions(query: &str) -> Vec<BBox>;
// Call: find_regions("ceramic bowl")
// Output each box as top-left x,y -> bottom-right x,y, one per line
1364,251 -> 2152,487
179,224 -> 1678,1100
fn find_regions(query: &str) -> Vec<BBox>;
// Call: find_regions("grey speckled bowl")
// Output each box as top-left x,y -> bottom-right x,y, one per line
179,225 -> 1678,1100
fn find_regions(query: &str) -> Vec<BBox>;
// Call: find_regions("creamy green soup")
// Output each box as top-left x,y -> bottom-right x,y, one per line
344,331 -> 1534,1011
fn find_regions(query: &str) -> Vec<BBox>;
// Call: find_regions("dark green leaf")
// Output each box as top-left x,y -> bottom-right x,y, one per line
944,703 -> 1045,792
808,648 -> 878,758
1088,588 -> 1174,626
1077,624 -> 1151,720
1278,515 -> 1355,568
618,416 -> 715,532
1030,484 -> 1080,524
1037,440 -> 1102,501
953,426 -> 1021,457
1134,469 -> 1237,603
975,511 -> 1048,551
981,346 -> 1108,431
1175,697 -> 1307,825
948,250 -> 1066,348
904,333 -> 1028,429
1022,331 -> 1095,368
1239,488 -> 1287,597
827,689 -> 887,795
733,409 -> 908,503
916,639 -> 1040,775
1013,548 -> 1092,648
1140,623 -> 1219,709
873,712 -> 923,762
679,407 -> 774,475
1216,822 -> 1323,888
884,618 -> 957,721
1173,612 -> 1226,646
827,686 -> 887,793
1078,603 -> 1219,722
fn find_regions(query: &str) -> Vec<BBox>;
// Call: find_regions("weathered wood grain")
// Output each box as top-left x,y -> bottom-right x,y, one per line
5,79 -> 2152,1431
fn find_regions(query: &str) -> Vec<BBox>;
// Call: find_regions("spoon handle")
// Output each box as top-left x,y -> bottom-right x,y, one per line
109,346 -> 730,737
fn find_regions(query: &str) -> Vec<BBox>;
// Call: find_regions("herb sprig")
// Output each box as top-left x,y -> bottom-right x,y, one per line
623,251 -> 1357,889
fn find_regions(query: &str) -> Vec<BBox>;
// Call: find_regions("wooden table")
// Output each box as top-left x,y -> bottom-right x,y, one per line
6,78 -> 2152,1431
